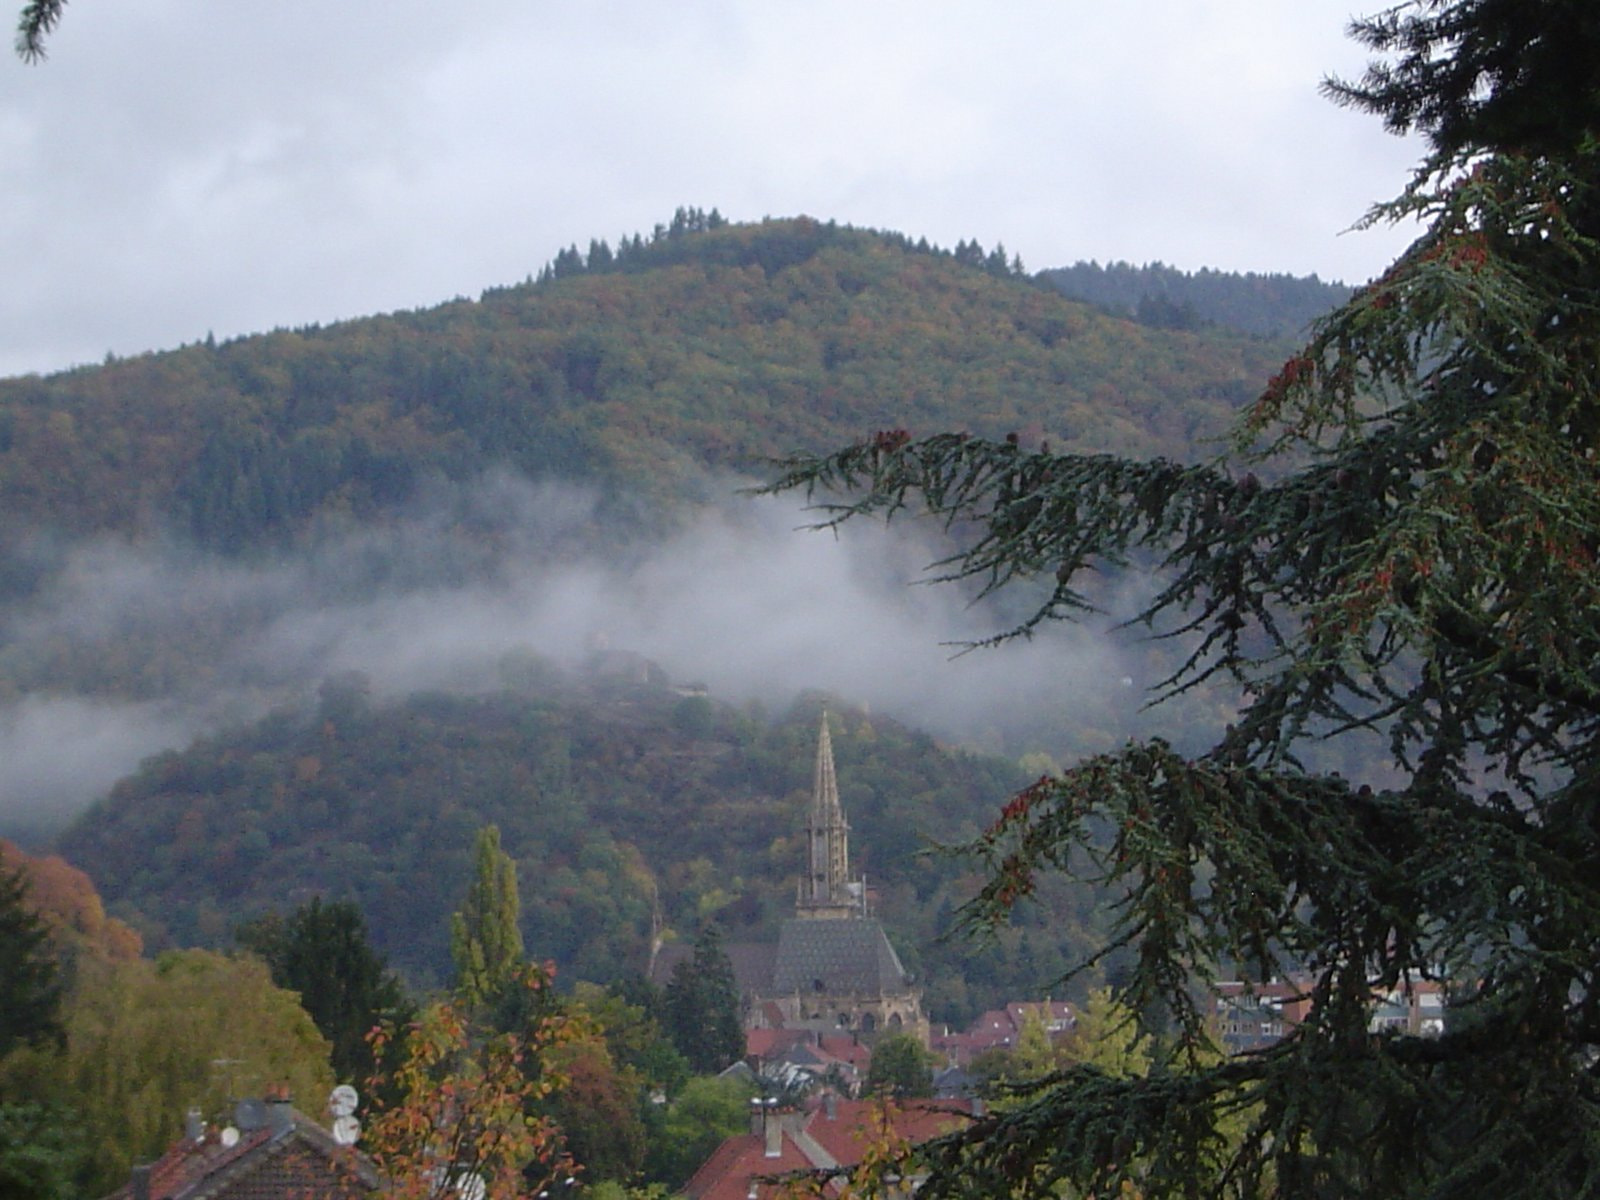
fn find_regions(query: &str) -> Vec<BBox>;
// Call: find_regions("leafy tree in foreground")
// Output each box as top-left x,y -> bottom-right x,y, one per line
366,964 -> 579,1200
768,3 -> 1600,1195
2,950 -> 333,1194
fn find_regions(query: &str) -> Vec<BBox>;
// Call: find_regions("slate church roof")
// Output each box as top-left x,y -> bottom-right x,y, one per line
771,916 -> 911,996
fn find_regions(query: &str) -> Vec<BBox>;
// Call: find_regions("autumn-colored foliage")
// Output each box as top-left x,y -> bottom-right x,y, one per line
363,963 -> 581,1200
0,840 -> 141,962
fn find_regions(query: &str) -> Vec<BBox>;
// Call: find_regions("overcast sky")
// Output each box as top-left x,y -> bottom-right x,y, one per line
1,0 -> 1425,379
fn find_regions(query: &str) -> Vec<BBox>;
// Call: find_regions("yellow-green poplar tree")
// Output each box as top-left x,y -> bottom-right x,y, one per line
450,825 -> 525,1008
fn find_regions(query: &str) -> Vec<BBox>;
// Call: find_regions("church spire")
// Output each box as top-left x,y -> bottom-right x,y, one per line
798,709 -> 860,919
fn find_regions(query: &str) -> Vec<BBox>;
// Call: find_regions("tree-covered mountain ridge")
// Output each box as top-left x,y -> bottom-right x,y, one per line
1039,259 -> 1352,338
0,212 -> 1315,561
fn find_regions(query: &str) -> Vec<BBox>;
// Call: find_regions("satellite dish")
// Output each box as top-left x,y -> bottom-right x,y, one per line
331,1116 -> 361,1146
220,1127 -> 240,1149
328,1084 -> 359,1118
455,1173 -> 487,1200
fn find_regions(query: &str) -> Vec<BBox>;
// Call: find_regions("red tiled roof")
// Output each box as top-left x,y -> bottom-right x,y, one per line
746,1027 -> 813,1059
101,1107 -> 379,1200
683,1099 -> 974,1200
681,1131 -> 816,1200
815,1034 -> 871,1071
804,1098 -> 969,1166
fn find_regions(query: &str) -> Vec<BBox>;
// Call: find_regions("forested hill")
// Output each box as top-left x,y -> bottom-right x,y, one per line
0,214 -> 1296,563
3,213 -> 1332,1002
1040,260 -> 1352,339
55,676 -> 1092,1025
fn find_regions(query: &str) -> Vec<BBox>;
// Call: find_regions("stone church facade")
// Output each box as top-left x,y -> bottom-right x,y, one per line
652,712 -> 929,1045
754,714 -> 928,1044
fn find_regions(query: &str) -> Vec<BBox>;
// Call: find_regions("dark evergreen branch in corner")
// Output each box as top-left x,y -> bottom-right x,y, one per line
764,2 -> 1600,1193
13,0 -> 64,61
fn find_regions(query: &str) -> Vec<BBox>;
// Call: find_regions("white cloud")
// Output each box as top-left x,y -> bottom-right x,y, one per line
0,481 -> 1173,833
1,0 -> 1422,377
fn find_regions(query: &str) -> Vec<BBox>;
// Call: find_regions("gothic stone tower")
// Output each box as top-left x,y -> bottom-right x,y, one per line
764,710 -> 929,1045
797,711 -> 862,919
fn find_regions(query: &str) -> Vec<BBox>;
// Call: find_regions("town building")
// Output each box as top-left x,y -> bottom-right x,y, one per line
1212,972 -> 1449,1055
655,713 -> 929,1046
683,1094 -> 973,1200
102,1094 -> 379,1200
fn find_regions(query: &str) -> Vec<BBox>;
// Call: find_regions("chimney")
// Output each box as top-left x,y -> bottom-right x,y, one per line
185,1108 -> 204,1143
764,1110 -> 783,1159
823,1093 -> 837,1121
130,1165 -> 152,1200
266,1088 -> 293,1135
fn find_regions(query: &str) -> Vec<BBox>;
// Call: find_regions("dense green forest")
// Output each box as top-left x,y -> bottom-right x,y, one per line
53,674 -> 1097,1024
1039,259 -> 1351,338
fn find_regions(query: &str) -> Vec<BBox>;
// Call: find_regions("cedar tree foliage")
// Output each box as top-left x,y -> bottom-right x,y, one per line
13,0 -> 61,61
766,4 -> 1600,1196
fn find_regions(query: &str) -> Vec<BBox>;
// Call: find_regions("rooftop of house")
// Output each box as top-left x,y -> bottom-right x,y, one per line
683,1096 -> 973,1200
101,1099 -> 379,1200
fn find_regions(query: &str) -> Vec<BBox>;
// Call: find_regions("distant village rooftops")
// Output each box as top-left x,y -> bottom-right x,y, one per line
1211,973 -> 1450,1054
930,999 -> 1078,1066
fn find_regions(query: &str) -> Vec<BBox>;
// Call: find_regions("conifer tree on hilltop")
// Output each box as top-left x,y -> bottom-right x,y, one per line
769,2 -> 1600,1196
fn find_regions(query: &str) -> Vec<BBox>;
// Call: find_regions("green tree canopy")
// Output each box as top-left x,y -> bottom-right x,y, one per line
641,1074 -> 754,1189
864,1032 -> 934,1100
1,950 -> 332,1194
0,1102 -> 81,1200
452,824 -> 527,1008
767,3 -> 1600,1195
